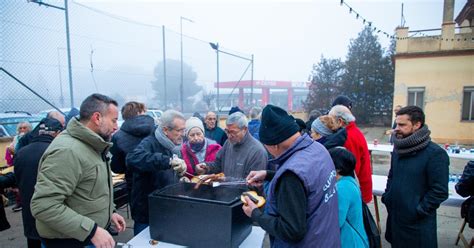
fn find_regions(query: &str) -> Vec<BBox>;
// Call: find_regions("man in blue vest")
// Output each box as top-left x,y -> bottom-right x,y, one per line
244,104 -> 340,247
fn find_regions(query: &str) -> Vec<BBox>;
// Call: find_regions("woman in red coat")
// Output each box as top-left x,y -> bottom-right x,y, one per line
181,117 -> 221,178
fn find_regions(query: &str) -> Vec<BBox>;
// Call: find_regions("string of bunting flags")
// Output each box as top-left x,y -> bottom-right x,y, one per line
338,0 -> 474,43
407,32 -> 474,42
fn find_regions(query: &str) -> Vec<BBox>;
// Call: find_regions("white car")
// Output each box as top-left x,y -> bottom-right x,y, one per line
0,112 -> 42,138
37,108 -> 72,118
146,109 -> 163,125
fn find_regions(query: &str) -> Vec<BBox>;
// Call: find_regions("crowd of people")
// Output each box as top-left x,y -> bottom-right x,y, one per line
0,92 -> 469,248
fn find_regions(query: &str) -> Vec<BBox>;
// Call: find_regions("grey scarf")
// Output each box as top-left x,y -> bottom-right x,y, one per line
393,125 -> 431,155
155,127 -> 182,156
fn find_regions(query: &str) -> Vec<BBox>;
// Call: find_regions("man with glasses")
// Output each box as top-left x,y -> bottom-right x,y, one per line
126,110 -> 187,235
196,112 -> 267,179
204,111 -> 227,146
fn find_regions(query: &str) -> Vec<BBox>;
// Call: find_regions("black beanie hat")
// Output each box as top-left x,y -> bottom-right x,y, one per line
259,105 -> 300,145
228,106 -> 244,115
295,118 -> 306,132
332,95 -> 353,109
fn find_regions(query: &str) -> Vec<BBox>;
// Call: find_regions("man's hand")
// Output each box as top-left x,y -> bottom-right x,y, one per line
170,157 -> 187,176
246,170 -> 266,188
195,163 -> 208,175
111,212 -> 126,232
242,196 -> 258,217
91,226 -> 115,248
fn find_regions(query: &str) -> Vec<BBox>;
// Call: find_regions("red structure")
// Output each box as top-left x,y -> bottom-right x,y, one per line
215,80 -> 309,111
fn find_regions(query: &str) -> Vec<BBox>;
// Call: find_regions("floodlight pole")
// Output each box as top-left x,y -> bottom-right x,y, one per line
209,43 -> 253,112
29,0 -> 74,108
180,16 -> 194,112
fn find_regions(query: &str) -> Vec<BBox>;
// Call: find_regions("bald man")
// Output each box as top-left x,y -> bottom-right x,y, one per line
204,111 -> 227,146
47,111 -> 66,127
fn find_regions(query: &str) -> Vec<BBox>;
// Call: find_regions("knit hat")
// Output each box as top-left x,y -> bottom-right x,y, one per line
295,118 -> 306,132
185,117 -> 204,137
228,106 -> 244,115
332,95 -> 353,109
259,105 -> 300,145
311,118 -> 333,137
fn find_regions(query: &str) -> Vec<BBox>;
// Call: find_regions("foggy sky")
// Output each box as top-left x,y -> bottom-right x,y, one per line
79,0 -> 467,86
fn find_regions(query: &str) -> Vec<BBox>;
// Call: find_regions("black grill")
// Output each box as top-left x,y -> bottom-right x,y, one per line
148,183 -> 252,248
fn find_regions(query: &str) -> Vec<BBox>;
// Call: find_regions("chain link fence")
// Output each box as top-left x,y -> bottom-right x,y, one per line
1,0 -> 252,115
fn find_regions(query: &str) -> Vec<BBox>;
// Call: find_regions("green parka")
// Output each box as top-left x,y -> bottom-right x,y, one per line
31,118 -> 114,241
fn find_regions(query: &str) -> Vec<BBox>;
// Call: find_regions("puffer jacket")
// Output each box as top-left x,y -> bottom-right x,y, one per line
110,115 -> 155,194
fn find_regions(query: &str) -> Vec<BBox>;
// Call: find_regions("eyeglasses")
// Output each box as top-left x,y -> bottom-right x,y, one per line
168,127 -> 185,133
224,128 -> 241,135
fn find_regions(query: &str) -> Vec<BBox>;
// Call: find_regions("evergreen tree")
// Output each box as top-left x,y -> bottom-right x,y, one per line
304,55 -> 344,113
341,26 -> 393,124
379,38 -> 396,114
150,59 -> 202,111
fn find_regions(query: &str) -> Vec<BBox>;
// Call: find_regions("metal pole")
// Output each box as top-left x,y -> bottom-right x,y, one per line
162,25 -> 167,109
57,48 -> 64,107
64,0 -> 74,108
250,54 -> 254,105
216,43 -> 220,112
400,3 -> 404,27
180,17 -> 184,112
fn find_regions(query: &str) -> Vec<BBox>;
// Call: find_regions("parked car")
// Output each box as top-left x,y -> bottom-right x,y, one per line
117,112 -> 124,128
146,109 -> 163,125
37,108 -> 72,118
0,112 -> 42,138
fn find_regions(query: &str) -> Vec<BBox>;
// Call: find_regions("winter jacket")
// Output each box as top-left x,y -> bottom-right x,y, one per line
204,126 -> 228,146
126,135 -> 178,224
382,142 -> 449,248
323,128 -> 347,150
248,119 -> 261,140
65,107 -> 79,128
344,122 -> 372,203
31,118 -> 114,243
110,115 -> 155,194
456,161 -> 474,228
207,132 -> 267,179
181,139 -> 221,177
263,134 -> 340,247
337,176 -> 369,248
14,135 -> 54,240
0,172 -> 15,232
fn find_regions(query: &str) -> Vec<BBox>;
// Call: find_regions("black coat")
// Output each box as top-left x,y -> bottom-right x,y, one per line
13,135 -> 54,239
0,172 -> 15,231
110,115 -> 155,194
456,161 -> 474,228
322,127 -> 347,150
126,135 -> 178,224
382,142 -> 449,248
205,126 -> 227,146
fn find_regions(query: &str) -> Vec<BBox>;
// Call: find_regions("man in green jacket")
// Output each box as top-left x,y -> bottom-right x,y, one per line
31,93 -> 126,248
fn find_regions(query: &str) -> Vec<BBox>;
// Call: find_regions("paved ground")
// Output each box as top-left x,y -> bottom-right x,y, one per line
1,127 -> 472,247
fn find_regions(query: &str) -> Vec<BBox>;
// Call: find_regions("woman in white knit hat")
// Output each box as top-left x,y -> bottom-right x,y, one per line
180,117 -> 222,178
